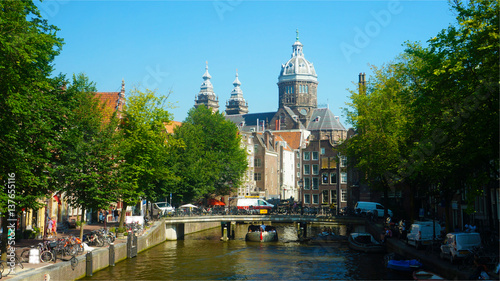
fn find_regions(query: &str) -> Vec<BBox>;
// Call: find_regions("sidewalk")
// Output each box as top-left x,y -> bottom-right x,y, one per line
7,222 -> 125,280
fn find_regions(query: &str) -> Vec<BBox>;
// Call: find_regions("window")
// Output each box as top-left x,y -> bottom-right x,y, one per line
303,177 -> 310,190
322,190 -> 329,204
340,155 -> 347,167
329,157 -> 337,169
321,147 -> 325,155
304,194 -> 311,204
297,163 -> 300,168
303,164 -> 310,175
312,151 -> 318,160
322,173 -> 329,184
321,158 -> 329,169
331,190 -> 337,203
254,173 -> 261,181
313,194 -> 319,204
330,171 -> 337,184
341,190 -> 347,202
296,151 -> 300,159
341,172 -> 347,184
303,151 -> 310,161
254,144 -> 259,153
254,158 -> 261,167
312,177 -> 319,190
312,164 -> 319,175
297,172 -> 300,178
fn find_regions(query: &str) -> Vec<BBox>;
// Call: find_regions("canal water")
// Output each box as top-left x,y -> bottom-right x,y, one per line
84,223 -> 411,280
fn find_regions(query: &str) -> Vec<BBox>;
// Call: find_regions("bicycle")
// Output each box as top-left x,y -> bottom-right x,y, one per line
0,253 -> 24,277
459,246 -> 484,270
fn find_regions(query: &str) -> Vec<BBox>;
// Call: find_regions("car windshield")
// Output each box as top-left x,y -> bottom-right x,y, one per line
156,202 -> 171,208
457,234 -> 481,245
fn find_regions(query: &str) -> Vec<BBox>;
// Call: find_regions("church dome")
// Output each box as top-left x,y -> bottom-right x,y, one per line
278,34 -> 317,83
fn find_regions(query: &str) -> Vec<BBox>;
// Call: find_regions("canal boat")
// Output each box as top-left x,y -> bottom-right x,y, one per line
386,258 -> 422,272
245,225 -> 278,242
348,233 -> 384,253
412,270 -> 444,280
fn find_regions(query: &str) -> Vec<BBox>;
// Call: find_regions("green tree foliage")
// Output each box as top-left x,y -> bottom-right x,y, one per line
52,74 -> 123,239
117,88 -> 179,227
343,0 -> 498,227
172,105 -> 248,203
0,0 -> 64,212
0,0 -> 64,254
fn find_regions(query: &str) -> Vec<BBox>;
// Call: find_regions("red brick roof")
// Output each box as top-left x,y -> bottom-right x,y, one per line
272,131 -> 302,150
94,92 -> 124,120
163,121 -> 182,134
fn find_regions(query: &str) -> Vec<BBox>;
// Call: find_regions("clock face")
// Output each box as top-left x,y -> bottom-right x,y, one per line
300,109 -> 307,115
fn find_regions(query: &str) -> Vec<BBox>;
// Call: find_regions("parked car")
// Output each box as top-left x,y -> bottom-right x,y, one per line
154,202 -> 175,216
354,201 -> 393,218
440,232 -> 481,263
406,221 -> 442,249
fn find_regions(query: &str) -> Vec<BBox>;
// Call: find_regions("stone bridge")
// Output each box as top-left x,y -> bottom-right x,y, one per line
162,215 -> 365,240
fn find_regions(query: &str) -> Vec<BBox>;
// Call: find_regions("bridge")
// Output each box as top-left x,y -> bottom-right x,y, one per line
161,215 -> 366,241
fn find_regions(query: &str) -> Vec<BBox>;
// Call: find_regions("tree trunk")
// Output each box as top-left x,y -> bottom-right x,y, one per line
1,214 -> 7,260
79,212 -> 85,241
118,202 -> 128,229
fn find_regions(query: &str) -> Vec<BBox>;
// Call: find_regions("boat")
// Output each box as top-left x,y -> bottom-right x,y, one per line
245,225 -> 278,242
348,232 -> 385,253
412,270 -> 445,280
386,258 -> 423,272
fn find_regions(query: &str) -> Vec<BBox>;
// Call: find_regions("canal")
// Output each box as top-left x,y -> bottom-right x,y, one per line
83,223 -> 411,280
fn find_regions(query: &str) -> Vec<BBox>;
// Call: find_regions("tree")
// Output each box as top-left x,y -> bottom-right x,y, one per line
116,88 -> 179,228
0,0 -> 63,255
172,105 -> 247,203
52,74 -> 123,239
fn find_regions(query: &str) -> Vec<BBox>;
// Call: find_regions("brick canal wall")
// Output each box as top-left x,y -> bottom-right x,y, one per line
10,220 -> 220,281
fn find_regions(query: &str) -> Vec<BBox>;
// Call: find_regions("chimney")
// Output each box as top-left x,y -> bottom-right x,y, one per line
358,72 -> 366,94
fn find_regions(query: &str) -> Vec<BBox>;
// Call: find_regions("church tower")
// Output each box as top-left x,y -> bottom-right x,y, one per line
194,62 -> 219,112
277,30 -> 318,126
225,71 -> 249,115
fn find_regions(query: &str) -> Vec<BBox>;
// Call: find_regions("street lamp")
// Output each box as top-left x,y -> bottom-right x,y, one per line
298,179 -> 303,216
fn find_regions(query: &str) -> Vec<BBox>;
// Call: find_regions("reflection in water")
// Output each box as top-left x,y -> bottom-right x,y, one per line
84,223 -> 404,280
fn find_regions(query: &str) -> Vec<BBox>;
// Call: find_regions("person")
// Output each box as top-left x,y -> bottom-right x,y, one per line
114,209 -> 119,222
52,217 -> 57,236
47,217 -> 53,238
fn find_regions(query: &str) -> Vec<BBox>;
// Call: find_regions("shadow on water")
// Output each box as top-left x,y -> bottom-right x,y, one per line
82,223 -> 411,280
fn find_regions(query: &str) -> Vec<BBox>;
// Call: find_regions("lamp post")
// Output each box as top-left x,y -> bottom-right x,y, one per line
298,179 -> 303,216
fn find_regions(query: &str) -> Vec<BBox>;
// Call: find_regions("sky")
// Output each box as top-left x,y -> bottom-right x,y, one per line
36,0 -> 458,127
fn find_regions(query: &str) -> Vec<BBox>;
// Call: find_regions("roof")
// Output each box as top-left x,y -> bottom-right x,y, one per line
163,121 -> 182,134
307,108 -> 346,131
94,92 -> 123,119
272,131 -> 303,150
225,111 -> 276,131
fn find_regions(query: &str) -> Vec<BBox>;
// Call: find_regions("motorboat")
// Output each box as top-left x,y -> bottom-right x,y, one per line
348,232 -> 385,253
245,225 -> 278,242
386,258 -> 422,272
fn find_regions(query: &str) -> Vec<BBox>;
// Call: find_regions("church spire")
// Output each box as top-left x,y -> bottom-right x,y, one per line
225,69 -> 248,115
195,61 -> 219,112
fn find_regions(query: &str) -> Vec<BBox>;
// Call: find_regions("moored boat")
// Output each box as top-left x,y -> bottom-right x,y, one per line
348,232 -> 385,253
386,259 -> 423,272
245,225 -> 278,242
412,270 -> 445,280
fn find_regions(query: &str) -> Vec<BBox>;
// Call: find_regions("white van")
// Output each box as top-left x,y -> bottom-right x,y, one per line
237,198 -> 274,214
354,201 -> 393,218
407,221 -> 442,249
440,232 -> 481,263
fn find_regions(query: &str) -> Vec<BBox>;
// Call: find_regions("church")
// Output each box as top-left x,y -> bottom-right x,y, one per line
194,32 -> 349,212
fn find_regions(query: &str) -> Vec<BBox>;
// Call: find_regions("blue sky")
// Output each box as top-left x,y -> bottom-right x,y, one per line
37,0 -> 457,127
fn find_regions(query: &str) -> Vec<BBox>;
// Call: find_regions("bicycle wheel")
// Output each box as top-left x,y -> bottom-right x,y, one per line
15,256 -> 23,269
20,249 -> 30,263
0,261 -> 4,275
40,251 -> 54,263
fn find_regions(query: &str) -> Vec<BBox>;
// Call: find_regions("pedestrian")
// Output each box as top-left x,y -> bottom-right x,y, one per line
114,209 -> 119,222
47,217 -> 53,238
52,217 -> 57,237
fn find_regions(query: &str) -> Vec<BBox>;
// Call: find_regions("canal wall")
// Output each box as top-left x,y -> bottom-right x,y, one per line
10,219 -> 219,281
